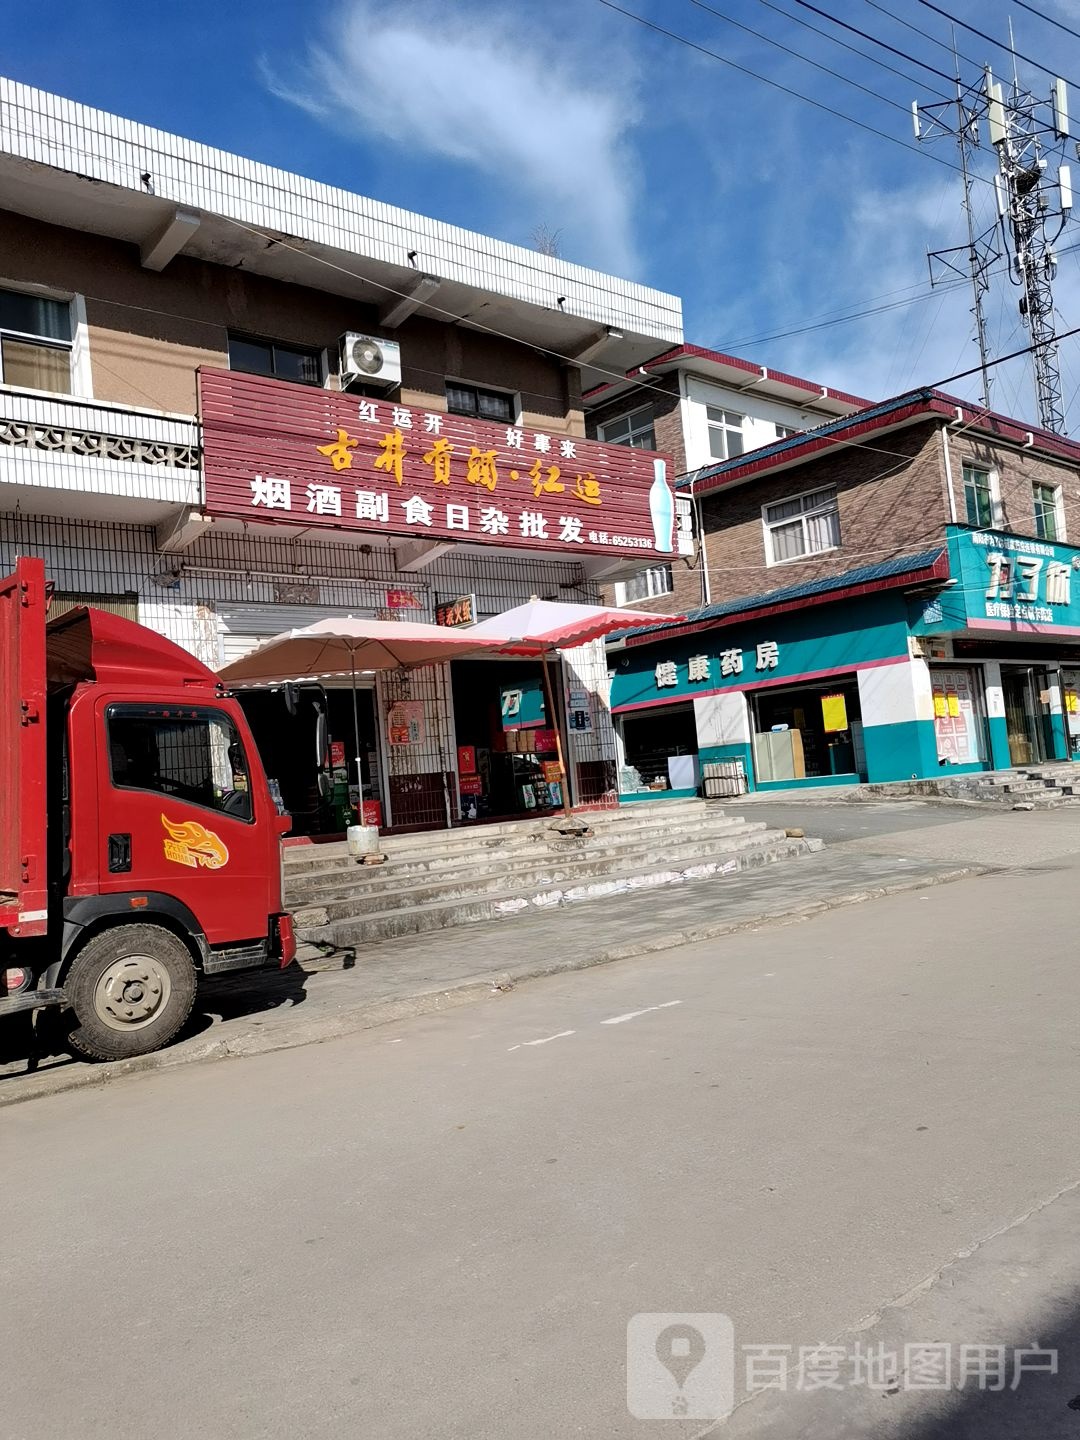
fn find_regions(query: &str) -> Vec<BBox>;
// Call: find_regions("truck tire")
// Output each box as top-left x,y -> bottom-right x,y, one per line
64,924 -> 197,1061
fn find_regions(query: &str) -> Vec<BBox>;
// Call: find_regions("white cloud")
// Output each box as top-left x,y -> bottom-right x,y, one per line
263,0 -> 642,275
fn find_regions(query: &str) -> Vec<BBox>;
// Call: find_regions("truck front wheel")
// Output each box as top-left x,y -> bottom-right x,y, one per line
64,925 -> 197,1060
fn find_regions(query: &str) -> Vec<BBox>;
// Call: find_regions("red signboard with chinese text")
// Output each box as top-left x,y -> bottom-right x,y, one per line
198,369 -> 675,558
386,588 -> 421,609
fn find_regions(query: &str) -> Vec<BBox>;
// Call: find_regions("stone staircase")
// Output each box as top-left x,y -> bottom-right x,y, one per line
286,800 -> 818,949
927,763 -> 1080,807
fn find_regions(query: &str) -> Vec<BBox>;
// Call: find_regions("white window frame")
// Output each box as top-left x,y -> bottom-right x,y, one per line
706,405 -> 745,461
600,404 -> 655,450
1032,480 -> 1066,542
761,484 -> 841,567
613,564 -> 674,606
961,462 -> 1003,529
0,281 -> 92,398
774,422 -> 801,440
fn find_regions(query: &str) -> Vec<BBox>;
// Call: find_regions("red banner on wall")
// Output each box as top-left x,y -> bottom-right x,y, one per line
198,369 -> 675,559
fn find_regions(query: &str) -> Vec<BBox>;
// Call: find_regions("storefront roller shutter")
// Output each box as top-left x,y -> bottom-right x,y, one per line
217,603 -> 376,668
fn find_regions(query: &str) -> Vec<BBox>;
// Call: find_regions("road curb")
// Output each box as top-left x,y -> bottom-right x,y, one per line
0,864 -> 984,1109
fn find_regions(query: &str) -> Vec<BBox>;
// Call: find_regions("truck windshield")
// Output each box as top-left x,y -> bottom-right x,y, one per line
106,706 -> 253,822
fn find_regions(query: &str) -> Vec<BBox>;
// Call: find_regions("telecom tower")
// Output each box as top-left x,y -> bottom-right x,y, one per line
914,58 -> 1073,433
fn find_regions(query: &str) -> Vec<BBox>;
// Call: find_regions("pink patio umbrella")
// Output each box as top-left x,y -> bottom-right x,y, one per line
218,616 -> 503,800
466,599 -> 682,816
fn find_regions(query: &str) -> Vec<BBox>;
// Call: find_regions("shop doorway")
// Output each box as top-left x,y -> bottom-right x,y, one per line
618,704 -> 699,796
236,682 -> 380,835
751,678 -> 865,783
930,667 -> 987,767
450,659 -> 565,821
1062,668 -> 1080,758
1001,667 -> 1051,766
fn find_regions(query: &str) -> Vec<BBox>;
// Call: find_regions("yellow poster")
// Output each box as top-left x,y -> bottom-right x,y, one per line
933,692 -> 949,719
821,692 -> 848,733
947,692 -> 961,717
1066,689 -> 1079,715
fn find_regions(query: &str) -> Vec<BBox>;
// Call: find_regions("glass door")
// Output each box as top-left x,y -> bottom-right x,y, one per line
1001,668 -> 1044,766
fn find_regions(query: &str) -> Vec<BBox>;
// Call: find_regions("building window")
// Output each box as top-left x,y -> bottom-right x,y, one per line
707,406 -> 744,461
763,485 -> 840,565
228,334 -> 323,386
601,405 -> 656,450
614,564 -> 674,606
963,463 -> 995,527
0,286 -> 73,394
445,381 -> 516,424
774,423 -> 800,440
1033,482 -> 1064,541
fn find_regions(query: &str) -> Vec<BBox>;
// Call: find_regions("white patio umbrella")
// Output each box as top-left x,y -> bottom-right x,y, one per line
218,616 -> 502,799
466,599 -> 682,816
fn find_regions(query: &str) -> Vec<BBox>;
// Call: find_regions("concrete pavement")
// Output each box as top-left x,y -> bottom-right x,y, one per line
0,842 -> 972,1105
3,802 -> 1076,1108
3,855 -> 1080,1438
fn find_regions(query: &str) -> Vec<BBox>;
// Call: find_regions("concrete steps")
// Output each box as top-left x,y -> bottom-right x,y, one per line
291,826 -> 782,921
287,815 -> 764,898
287,801 -> 817,947
956,760 -> 1080,806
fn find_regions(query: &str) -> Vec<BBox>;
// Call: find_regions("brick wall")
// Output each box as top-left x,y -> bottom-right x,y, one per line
692,422 -> 947,605
585,373 -> 686,474
949,431 -> 1080,539
697,419 -> 1080,608
0,208 -> 584,431
588,375 -> 702,614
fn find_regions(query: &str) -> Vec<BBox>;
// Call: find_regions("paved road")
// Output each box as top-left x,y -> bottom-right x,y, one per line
725,797 -> 1030,844
5,851 -> 1080,1437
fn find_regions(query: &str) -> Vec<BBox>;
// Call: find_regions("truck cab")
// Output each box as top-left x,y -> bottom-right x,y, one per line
0,559 -> 294,1059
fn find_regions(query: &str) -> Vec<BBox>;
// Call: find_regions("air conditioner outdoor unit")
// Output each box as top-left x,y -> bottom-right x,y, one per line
338,333 -> 402,389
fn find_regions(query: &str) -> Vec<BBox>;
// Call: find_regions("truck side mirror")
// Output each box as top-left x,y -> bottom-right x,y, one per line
315,710 -> 328,768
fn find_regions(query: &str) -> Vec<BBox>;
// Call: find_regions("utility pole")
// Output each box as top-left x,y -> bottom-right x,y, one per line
913,69 -> 999,410
913,45 -> 1073,433
987,64 -> 1072,433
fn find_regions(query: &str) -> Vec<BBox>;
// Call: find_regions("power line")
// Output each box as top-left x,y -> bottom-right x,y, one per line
753,0 -> 953,103
794,0 -> 955,85
686,0 -> 918,118
915,0 -> 1080,95
1010,0 -> 1080,47
593,0 -> 978,182
930,322 -> 1080,390
861,0 -> 982,70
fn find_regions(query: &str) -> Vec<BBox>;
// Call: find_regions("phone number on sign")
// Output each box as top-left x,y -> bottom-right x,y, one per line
592,532 -> 653,548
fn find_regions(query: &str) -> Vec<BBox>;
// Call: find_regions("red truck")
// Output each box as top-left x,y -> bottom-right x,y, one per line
0,557 -> 295,1060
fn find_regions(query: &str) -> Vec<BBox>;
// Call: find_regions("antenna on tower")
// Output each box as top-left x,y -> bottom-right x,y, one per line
913,36 -> 1075,433
991,65 -> 1073,434
914,46 -> 999,410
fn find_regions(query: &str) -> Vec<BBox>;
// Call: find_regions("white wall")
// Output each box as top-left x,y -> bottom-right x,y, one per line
682,375 -> 834,471
857,657 -> 936,728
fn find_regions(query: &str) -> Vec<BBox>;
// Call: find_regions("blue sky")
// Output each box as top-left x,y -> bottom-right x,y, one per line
8,0 -> 1080,425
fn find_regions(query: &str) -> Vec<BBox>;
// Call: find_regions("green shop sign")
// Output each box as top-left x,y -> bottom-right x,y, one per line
609,591 -> 912,711
918,525 -> 1080,636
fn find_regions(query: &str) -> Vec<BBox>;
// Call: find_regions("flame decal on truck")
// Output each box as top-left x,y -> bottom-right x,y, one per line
161,814 -> 230,870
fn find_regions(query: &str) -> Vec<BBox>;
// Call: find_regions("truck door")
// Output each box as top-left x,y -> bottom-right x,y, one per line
95,700 -> 270,946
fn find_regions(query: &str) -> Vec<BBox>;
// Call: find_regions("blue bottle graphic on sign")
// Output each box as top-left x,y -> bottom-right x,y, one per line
649,458 -> 674,552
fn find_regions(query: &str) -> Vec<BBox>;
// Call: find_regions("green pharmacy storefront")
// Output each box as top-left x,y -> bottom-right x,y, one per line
610,533 -> 1080,800
913,526 -> 1080,770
